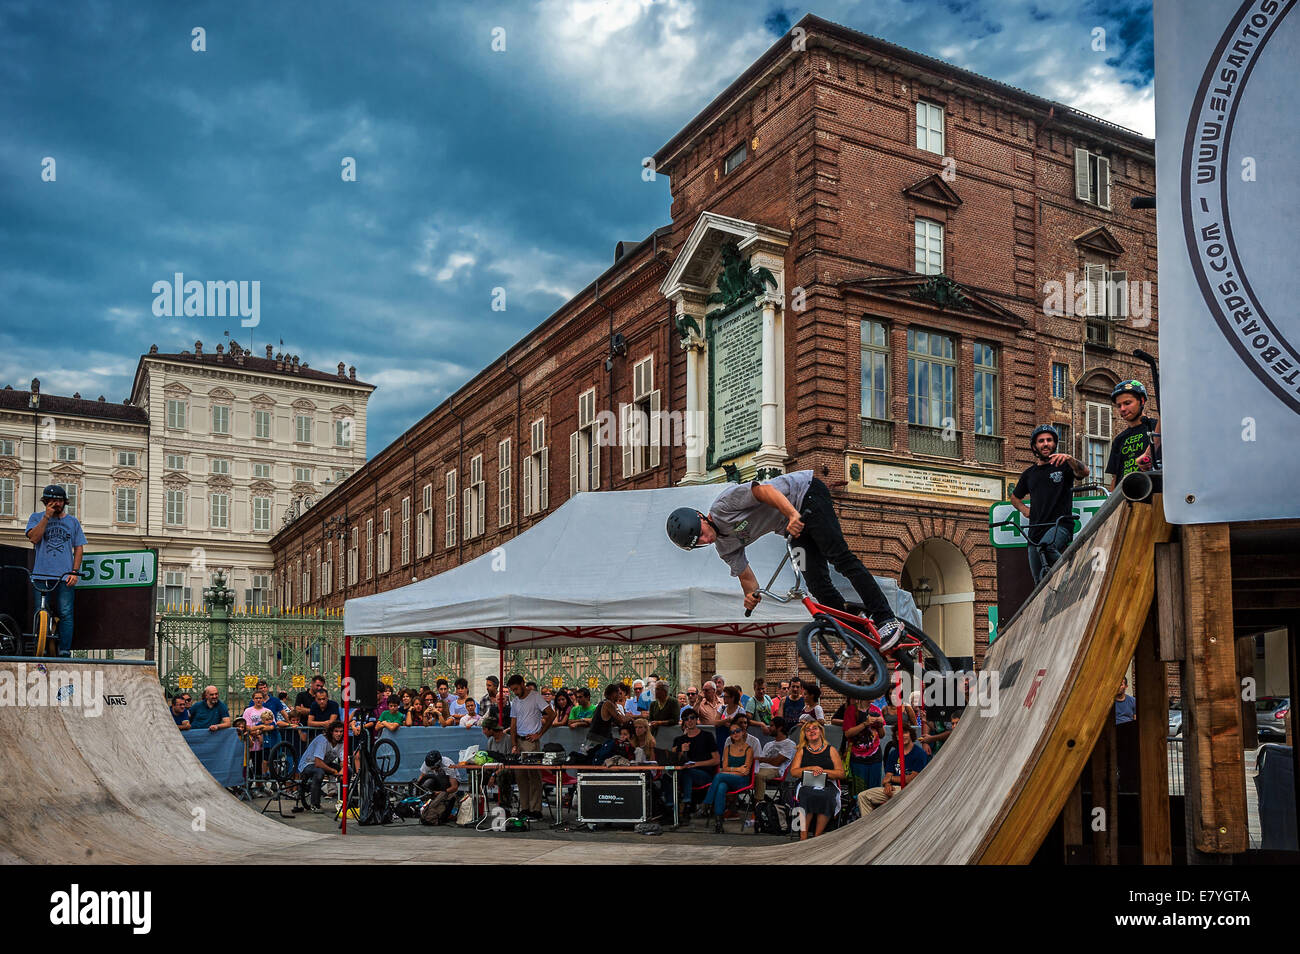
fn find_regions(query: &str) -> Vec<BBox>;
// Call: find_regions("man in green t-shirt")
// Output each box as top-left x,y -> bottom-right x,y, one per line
567,687 -> 597,727
744,677 -> 773,727
376,695 -> 404,733
647,681 -> 680,727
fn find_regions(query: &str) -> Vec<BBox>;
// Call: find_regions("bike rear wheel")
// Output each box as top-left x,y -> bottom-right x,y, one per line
0,614 -> 22,656
373,738 -> 400,779
35,609 -> 49,658
899,621 -> 953,677
797,619 -> 890,700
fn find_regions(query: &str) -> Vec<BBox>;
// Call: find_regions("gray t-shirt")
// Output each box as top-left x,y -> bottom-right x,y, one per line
709,470 -> 814,576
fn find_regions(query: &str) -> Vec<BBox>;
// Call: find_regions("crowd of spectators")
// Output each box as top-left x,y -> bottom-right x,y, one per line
168,667 -> 959,832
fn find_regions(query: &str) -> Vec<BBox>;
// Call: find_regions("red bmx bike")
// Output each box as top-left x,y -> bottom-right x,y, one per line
746,534 -> 952,700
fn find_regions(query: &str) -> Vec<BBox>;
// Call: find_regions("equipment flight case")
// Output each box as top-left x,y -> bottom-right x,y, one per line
574,772 -> 649,824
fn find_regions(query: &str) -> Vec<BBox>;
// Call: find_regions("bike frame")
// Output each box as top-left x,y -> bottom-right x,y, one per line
751,538 -> 926,787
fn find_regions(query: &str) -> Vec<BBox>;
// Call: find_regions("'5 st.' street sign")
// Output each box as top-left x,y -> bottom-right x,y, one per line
75,550 -> 157,589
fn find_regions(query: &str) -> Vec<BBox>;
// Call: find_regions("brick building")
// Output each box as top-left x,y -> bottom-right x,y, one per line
269,15 -> 1158,690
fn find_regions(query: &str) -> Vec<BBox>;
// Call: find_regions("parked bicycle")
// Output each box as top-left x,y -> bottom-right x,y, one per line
745,534 -> 953,699
0,565 -> 64,657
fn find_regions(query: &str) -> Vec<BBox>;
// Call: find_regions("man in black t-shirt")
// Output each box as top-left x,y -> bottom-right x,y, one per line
1011,424 -> 1089,583
660,709 -> 719,820
1105,380 -> 1160,490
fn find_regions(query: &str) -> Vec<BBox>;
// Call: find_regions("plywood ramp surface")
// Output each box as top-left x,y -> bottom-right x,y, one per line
0,495 -> 1166,864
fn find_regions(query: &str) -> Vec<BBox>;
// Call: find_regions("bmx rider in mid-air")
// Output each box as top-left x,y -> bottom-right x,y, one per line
666,470 -> 905,651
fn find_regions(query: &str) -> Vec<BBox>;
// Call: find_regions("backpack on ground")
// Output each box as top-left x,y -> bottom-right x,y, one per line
754,797 -> 791,835
420,790 -> 457,826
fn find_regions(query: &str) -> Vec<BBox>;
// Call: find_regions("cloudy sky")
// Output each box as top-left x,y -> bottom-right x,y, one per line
0,0 -> 1154,455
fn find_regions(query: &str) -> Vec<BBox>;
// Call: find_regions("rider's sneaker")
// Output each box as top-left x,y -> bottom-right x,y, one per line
876,618 -> 905,651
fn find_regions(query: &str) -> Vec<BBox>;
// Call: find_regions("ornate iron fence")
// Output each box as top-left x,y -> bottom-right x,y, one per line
505,643 -> 680,693
155,606 -> 463,711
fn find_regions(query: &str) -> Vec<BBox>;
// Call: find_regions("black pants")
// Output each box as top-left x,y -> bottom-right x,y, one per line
795,478 -> 893,622
300,765 -> 333,808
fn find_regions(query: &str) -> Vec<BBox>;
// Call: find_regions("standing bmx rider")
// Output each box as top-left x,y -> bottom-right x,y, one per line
24,484 -> 85,657
1105,380 -> 1161,490
666,470 -> 905,650
1009,424 -> 1089,583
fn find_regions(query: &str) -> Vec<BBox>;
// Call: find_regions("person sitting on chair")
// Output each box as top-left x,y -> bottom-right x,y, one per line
857,725 -> 930,815
789,719 -> 845,840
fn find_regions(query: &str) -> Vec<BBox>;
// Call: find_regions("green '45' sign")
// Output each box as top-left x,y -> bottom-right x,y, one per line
76,550 -> 157,589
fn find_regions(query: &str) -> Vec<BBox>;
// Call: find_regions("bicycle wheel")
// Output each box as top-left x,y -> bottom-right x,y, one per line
373,738 -> 400,779
797,619 -> 890,700
0,614 -> 22,656
267,742 -> 297,790
35,609 -> 48,658
900,621 -> 954,677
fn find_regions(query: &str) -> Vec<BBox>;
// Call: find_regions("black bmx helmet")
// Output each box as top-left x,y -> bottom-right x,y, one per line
666,507 -> 704,550
1110,380 -> 1148,404
41,484 -> 67,503
423,749 -> 444,769
1029,424 -> 1060,457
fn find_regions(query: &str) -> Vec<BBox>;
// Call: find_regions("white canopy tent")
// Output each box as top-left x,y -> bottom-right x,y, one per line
343,484 -> 921,649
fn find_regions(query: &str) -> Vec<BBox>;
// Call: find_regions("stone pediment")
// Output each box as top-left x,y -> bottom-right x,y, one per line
49,462 -> 84,479
163,472 -> 190,489
207,475 -> 234,491
292,398 -> 316,412
163,381 -> 192,395
331,404 -> 354,416
112,468 -> 145,484
208,386 -> 235,402
1074,226 -> 1125,257
903,173 -> 962,209
660,211 -> 790,301
250,393 -> 275,408
841,273 -> 1024,325
249,479 -> 276,493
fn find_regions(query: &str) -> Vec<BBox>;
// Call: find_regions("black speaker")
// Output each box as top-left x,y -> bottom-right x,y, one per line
344,655 -> 378,706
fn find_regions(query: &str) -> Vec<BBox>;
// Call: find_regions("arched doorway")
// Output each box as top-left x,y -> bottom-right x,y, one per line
900,538 -> 975,659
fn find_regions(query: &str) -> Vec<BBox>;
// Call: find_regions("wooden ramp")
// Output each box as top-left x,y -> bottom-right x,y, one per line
0,494 -> 1168,864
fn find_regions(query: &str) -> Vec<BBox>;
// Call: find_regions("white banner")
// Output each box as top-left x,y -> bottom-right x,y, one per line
1155,0 -> 1300,523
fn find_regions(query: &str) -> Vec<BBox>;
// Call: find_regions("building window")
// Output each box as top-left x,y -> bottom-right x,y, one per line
401,495 -> 411,566
295,414 -> 313,444
1074,148 -> 1111,209
1054,422 -> 1073,459
211,404 -> 230,435
254,409 -> 272,439
498,438 -> 512,527
56,483 -> 78,517
621,357 -> 661,478
116,450 -> 137,467
860,320 -> 889,420
348,527 -> 359,586
334,418 -> 352,448
907,329 -> 956,428
253,496 -> 272,532
365,517 -> 374,580
378,509 -> 391,574
1052,363 -> 1069,400
0,439 -> 14,456
973,343 -> 999,436
252,462 -> 272,479
524,418 -> 549,516
571,389 -> 600,494
166,454 -> 186,471
322,542 -> 332,596
56,445 -> 78,462
418,483 -> 433,558
445,470 -> 457,548
0,477 -> 14,516
464,454 -> 485,540
1085,401 -> 1113,480
209,492 -> 229,529
166,399 -> 187,430
1084,264 -> 1127,348
294,466 -> 312,483
115,486 -> 136,524
724,144 -> 747,174
248,574 -> 272,610
160,570 -> 189,612
210,458 -> 230,476
916,101 -> 944,154
914,218 -> 944,275
166,489 -> 186,526
302,562 -> 311,603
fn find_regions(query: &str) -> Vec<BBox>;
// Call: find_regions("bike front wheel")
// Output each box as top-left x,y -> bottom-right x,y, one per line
797,620 -> 890,699
373,738 -> 400,779
35,609 -> 49,658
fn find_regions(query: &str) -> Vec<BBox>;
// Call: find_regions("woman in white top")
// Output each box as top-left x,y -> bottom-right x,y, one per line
798,684 -> 826,722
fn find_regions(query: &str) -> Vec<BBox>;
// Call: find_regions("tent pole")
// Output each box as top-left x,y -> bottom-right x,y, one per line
341,633 -> 351,835
497,627 -> 505,716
